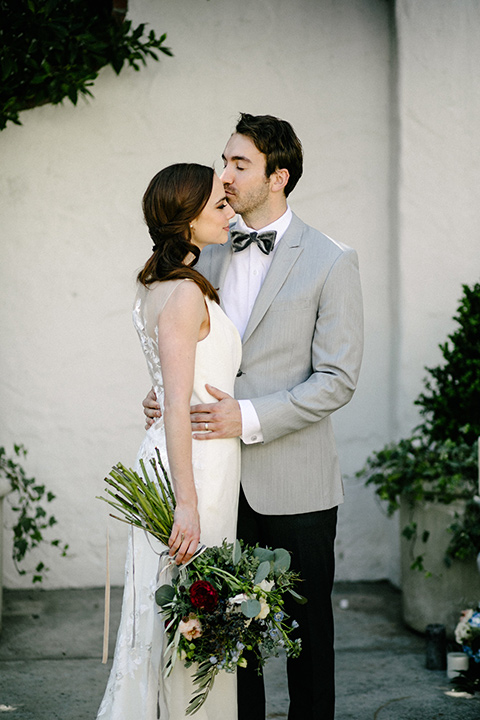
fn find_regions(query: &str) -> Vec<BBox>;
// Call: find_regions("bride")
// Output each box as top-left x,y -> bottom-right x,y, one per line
97,164 -> 241,720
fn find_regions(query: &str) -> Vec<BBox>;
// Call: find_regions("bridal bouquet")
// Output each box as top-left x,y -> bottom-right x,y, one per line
99,450 -> 305,715
451,606 -> 480,694
455,606 -> 480,663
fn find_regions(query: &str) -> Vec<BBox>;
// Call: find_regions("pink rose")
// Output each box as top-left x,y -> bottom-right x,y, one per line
179,613 -> 202,640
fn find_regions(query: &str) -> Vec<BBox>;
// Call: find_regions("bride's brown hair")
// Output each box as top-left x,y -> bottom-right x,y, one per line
138,163 -> 220,302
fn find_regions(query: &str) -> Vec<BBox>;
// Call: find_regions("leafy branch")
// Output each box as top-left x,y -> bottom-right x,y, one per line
0,0 -> 173,130
0,444 -> 69,583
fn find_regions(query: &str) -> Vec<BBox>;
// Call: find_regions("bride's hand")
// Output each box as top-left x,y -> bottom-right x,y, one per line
169,505 -> 201,565
142,387 -> 162,429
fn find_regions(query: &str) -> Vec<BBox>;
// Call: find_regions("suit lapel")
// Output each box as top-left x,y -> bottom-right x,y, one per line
203,240 -> 233,310
242,214 -> 305,344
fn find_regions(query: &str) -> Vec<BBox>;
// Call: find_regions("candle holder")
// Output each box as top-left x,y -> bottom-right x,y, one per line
447,652 -> 469,679
425,623 -> 446,670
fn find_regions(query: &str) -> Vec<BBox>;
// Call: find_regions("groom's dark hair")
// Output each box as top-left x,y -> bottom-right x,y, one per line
235,113 -> 303,197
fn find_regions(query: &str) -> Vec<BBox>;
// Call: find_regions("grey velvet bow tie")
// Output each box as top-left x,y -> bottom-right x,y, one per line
230,229 -> 277,255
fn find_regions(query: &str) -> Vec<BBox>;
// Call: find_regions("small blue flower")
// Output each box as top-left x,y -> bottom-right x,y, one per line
469,612 -> 480,628
209,656 -> 218,664
236,642 -> 245,651
291,620 -> 299,629
274,611 -> 284,622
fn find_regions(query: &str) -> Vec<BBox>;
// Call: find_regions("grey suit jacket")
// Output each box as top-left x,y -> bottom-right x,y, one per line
197,212 -> 363,515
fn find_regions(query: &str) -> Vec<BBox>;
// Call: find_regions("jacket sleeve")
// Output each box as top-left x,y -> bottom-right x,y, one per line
250,248 -> 364,444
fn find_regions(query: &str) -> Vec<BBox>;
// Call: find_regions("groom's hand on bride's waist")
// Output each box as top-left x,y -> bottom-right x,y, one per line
191,385 -> 242,440
142,387 -> 161,429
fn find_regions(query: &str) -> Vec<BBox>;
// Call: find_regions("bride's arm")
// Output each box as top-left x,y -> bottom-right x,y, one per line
157,281 -> 208,564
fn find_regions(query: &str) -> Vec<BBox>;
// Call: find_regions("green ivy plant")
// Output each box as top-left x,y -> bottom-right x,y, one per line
0,444 -> 69,583
358,282 -> 480,571
0,0 -> 172,131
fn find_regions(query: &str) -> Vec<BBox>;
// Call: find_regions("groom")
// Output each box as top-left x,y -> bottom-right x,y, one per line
144,113 -> 363,719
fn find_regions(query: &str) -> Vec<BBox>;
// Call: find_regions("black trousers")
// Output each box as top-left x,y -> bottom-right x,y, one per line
237,487 -> 337,720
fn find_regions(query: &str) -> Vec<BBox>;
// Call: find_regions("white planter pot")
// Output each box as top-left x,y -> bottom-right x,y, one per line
400,498 -> 480,637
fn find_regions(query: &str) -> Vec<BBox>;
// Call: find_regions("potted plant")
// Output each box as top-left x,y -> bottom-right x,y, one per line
358,282 -> 480,635
0,444 -> 69,629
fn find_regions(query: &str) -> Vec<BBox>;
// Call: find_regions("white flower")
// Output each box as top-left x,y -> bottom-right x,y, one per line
229,593 -> 249,605
255,598 -> 270,620
455,609 -> 474,644
256,579 -> 274,593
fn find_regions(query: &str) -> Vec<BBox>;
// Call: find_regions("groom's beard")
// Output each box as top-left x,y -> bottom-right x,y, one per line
224,179 -> 270,218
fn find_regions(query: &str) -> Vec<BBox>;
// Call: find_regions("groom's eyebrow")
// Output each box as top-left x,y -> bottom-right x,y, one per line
222,153 -> 252,164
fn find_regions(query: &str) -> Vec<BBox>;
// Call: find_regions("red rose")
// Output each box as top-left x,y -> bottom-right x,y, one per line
190,580 -> 219,612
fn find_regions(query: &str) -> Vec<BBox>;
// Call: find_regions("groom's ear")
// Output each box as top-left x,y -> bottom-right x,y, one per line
269,168 -> 290,195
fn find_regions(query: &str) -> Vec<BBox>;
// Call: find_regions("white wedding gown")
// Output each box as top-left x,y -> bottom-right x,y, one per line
97,279 -> 242,720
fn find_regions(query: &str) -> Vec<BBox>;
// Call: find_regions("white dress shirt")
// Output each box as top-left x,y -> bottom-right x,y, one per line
222,207 -> 293,444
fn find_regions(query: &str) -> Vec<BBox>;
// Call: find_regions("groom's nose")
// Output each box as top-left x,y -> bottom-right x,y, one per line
220,165 -> 232,185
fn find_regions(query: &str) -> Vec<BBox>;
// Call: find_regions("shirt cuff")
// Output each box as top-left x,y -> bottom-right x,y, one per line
238,399 -> 264,444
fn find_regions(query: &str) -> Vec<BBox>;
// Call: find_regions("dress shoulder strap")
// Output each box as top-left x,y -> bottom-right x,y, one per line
135,279 -> 193,339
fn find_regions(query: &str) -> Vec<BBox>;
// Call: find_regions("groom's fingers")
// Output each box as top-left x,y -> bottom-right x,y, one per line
191,398 -> 242,440
190,402 -> 215,415
204,384 -> 230,400
142,387 -> 162,428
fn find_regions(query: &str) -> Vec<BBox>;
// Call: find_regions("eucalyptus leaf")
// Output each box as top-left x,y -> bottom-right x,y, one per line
253,547 -> 275,563
241,598 -> 262,618
254,560 -> 271,585
155,584 -> 175,607
233,539 -> 242,565
273,548 -> 291,573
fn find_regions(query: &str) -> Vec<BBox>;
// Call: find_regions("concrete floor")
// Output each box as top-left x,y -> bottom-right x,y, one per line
0,581 -> 479,719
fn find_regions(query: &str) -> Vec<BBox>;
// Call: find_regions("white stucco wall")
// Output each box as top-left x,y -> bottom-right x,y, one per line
0,0 -> 477,590
395,0 -> 480,433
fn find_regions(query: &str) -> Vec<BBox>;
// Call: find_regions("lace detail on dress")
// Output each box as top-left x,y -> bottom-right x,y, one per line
132,294 -> 165,416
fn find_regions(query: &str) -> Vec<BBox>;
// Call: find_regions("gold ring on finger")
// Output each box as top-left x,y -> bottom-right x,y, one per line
205,422 -> 209,431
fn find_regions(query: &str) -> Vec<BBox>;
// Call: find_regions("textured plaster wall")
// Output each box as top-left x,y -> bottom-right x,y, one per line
2,0 -> 476,590
394,0 -> 480,439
